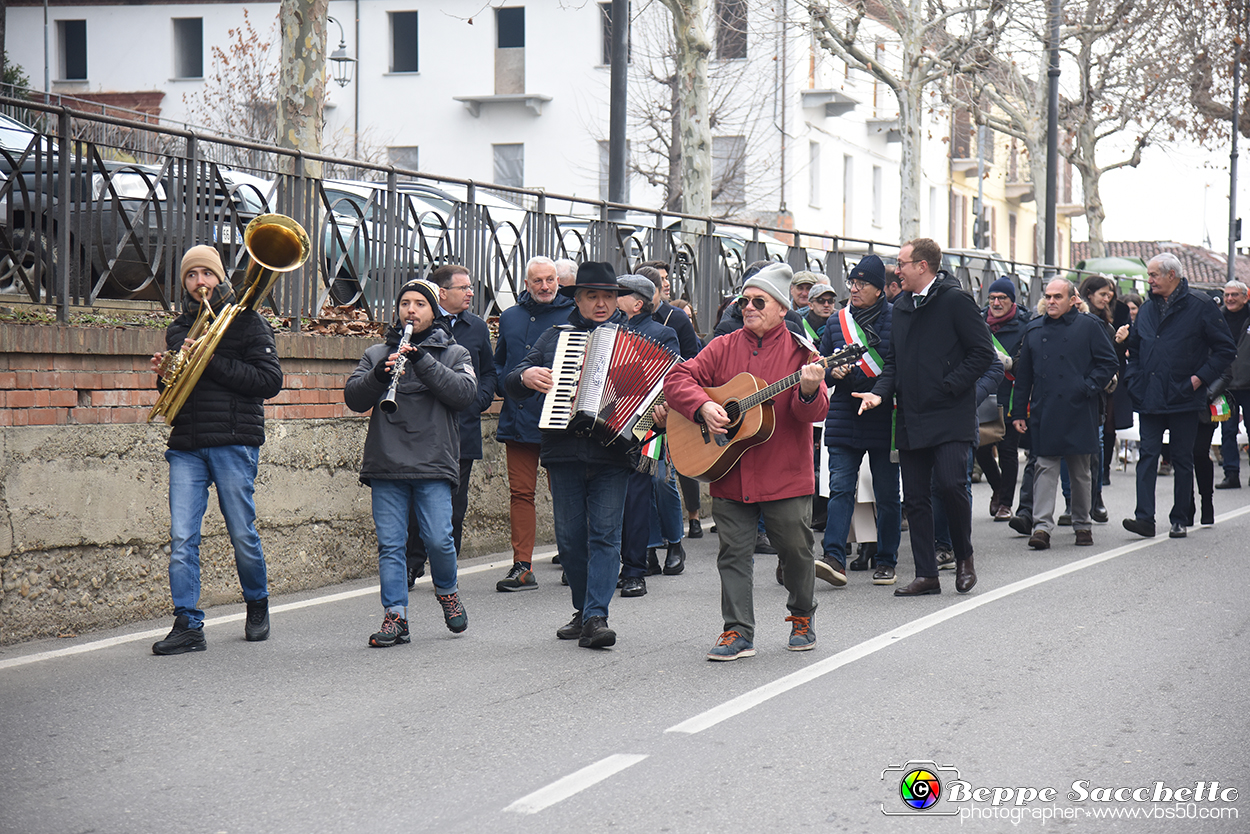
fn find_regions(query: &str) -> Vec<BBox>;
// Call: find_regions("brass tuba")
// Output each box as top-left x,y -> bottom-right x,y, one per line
149,214 -> 310,425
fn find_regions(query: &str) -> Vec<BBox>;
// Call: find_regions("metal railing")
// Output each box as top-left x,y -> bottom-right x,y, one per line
2,96 -> 1090,334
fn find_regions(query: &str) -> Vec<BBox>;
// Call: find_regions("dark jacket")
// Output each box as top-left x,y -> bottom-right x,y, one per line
627,310 -> 681,356
870,272 -> 995,450
1009,308 -> 1118,456
447,310 -> 497,460
493,290 -> 575,444
653,301 -> 701,359
345,324 -> 477,486
162,308 -> 283,451
1125,279 -> 1237,415
982,303 -> 1030,412
819,302 -> 894,450
503,308 -> 638,471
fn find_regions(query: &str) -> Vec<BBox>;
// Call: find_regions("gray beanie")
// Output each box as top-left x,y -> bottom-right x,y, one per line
743,262 -> 794,310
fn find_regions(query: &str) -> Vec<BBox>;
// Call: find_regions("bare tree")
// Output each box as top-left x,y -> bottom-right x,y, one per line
656,0 -> 713,223
275,0 -> 330,178
1184,0 -> 1250,139
181,10 -> 280,147
808,0 -> 1006,241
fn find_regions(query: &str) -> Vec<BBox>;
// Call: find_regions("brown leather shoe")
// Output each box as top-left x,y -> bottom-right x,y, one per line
955,556 -> 977,593
1074,529 -> 1093,546
894,576 -> 941,596
1028,530 -> 1050,550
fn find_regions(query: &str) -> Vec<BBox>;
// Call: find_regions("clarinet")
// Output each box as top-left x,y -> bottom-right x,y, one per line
378,322 -> 414,414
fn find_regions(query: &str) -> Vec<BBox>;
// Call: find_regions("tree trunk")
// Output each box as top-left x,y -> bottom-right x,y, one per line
897,83 -> 923,242
1072,125 -> 1106,258
276,0 -> 329,177
663,0 -> 712,225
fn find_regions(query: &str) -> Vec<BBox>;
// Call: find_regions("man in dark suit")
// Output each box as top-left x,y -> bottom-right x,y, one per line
407,264 -> 497,584
854,238 -> 995,596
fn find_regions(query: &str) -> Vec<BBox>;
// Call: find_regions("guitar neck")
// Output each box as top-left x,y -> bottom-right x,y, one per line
737,345 -> 864,412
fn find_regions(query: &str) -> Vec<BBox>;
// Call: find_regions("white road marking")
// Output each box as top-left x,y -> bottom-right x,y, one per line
503,754 -> 649,814
665,507 -> 1250,735
0,556 -> 543,672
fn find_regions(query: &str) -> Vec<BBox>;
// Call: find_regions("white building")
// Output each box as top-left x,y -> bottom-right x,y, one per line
5,1 -> 966,248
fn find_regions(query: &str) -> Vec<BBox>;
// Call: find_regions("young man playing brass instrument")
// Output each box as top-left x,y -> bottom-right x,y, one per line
150,245 -> 284,655
345,279 -> 478,647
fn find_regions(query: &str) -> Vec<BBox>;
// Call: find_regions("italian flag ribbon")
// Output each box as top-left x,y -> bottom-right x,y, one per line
991,334 -> 1014,381
838,308 -> 883,377
1211,395 -> 1232,422
802,318 -> 819,343
640,429 -> 664,460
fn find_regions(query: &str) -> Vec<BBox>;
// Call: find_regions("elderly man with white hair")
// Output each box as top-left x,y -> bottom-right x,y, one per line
1122,253 -> 1237,539
1216,279 -> 1250,489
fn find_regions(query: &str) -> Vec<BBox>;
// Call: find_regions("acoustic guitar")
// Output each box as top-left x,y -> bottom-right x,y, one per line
667,343 -> 866,482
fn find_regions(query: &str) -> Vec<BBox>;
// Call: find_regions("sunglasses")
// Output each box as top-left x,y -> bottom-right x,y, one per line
735,296 -> 769,311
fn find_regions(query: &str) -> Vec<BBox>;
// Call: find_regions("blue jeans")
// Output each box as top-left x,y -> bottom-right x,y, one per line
371,478 -> 459,612
649,457 -> 685,547
548,462 -> 629,620
822,446 -> 900,568
166,445 -> 268,629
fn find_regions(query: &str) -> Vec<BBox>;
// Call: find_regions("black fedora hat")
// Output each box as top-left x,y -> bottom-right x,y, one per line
559,261 -> 628,297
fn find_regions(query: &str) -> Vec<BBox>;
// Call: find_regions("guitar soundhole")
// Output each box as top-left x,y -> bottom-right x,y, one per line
722,399 -> 742,440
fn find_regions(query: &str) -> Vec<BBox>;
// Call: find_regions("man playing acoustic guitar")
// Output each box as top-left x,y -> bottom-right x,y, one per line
664,263 -> 830,661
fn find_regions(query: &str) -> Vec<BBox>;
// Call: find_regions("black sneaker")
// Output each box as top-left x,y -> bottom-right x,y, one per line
407,560 -> 426,589
688,518 -> 703,539
579,616 -> 616,648
556,611 -> 583,640
437,592 -> 468,633
496,562 -> 538,592
551,553 -> 562,565
244,598 -> 270,642
755,533 -> 777,555
152,615 -> 206,655
368,612 -> 410,648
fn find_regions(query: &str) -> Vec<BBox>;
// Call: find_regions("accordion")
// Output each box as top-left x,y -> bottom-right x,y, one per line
538,323 -> 680,450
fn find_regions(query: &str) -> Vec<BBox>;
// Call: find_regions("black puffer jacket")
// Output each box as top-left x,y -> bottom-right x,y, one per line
162,309 -> 283,451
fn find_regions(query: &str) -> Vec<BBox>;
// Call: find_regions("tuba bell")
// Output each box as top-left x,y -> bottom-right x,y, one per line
148,214 -> 310,425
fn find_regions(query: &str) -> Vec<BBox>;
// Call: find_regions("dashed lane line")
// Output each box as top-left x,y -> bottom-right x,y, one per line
503,754 -> 649,814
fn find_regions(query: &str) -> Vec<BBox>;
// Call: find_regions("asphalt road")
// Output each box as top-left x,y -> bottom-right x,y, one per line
1,470 -> 1247,834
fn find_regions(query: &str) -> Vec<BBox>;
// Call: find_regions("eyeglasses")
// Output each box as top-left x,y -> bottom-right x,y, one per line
847,280 -> 871,291
735,296 -> 768,311
987,294 -> 1011,302
449,283 -> 473,292
895,259 -> 917,268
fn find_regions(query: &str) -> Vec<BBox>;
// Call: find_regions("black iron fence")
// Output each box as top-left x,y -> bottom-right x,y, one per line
2,96 -> 1089,334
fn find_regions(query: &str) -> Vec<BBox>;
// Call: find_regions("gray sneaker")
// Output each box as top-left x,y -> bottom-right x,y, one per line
936,549 -> 956,570
785,616 -> 816,651
496,562 -> 538,592
707,630 -> 756,661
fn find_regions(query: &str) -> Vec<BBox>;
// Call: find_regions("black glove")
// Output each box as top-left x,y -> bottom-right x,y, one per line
374,357 -> 391,382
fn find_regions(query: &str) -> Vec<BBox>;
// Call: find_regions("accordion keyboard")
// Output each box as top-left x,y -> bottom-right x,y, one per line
539,330 -> 590,431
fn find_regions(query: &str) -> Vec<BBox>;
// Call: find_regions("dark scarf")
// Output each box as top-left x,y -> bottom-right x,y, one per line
181,280 -> 236,317
850,293 -> 886,332
986,302 -> 1018,333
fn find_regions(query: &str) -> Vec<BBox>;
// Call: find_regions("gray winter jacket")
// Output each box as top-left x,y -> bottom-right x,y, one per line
344,324 -> 477,486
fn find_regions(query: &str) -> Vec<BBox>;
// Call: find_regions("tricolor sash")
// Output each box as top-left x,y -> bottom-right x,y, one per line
838,308 -> 883,377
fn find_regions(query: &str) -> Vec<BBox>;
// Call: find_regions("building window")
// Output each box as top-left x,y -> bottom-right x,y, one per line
598,140 -> 631,202
172,18 -> 203,79
842,155 -> 853,236
494,143 -> 524,188
497,7 -> 525,49
715,0 -> 747,60
872,166 -> 883,228
599,2 -> 632,66
390,12 -> 419,73
809,141 -> 821,208
389,146 -> 419,173
712,135 -> 746,209
58,20 -> 88,81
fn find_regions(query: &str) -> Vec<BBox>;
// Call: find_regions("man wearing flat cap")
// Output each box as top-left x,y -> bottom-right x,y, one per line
665,260 -> 830,661
505,262 -> 635,649
150,245 -> 284,655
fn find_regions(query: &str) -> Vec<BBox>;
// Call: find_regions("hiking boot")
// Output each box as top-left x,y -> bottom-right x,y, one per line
936,549 -> 956,570
152,615 -> 206,655
368,612 -> 410,648
578,616 -> 616,648
707,630 -> 756,661
496,562 -> 538,592
437,592 -> 468,633
785,615 -> 816,651
663,542 -> 686,575
556,611 -> 583,640
244,598 -> 270,642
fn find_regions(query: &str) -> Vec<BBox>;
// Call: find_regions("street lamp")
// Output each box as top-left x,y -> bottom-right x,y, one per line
327,16 -> 355,88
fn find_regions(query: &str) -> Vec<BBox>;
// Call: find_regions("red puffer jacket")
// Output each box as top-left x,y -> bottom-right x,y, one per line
665,323 -> 828,503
